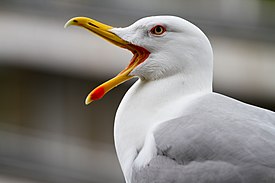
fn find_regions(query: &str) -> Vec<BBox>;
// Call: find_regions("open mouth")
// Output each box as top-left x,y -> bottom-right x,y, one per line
119,44 -> 150,75
65,17 -> 150,104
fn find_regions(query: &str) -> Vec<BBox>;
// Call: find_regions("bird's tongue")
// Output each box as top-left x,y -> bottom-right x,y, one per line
85,45 -> 149,104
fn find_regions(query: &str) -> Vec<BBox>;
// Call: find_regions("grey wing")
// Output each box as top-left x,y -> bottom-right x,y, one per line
132,93 -> 275,183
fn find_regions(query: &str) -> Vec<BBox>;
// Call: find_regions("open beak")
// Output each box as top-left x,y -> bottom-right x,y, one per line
65,17 -> 150,105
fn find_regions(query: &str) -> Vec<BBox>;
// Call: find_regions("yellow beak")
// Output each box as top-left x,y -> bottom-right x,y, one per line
65,17 -> 149,105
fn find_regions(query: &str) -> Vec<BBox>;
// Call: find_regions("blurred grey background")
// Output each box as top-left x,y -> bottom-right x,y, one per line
0,0 -> 275,182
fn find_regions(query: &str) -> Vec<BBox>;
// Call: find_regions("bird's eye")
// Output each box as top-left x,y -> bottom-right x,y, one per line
150,25 -> 166,36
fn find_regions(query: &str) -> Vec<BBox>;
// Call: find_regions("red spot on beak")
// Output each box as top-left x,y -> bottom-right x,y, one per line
91,87 -> 105,101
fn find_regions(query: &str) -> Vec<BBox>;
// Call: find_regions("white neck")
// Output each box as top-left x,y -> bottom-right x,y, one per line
114,70 -> 212,181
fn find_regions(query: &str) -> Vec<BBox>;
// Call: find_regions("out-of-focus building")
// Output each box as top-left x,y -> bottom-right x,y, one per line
0,0 -> 274,182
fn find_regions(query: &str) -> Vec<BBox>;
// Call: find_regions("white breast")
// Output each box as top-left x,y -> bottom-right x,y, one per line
114,74 -> 211,182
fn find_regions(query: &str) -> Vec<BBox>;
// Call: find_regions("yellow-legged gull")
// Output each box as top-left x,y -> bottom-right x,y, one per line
65,16 -> 275,183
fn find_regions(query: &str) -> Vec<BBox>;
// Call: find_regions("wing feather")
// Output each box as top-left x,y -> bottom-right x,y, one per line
132,93 -> 275,183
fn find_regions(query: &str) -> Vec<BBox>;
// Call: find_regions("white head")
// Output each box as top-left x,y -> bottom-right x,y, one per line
112,16 -> 213,81
65,15 -> 213,103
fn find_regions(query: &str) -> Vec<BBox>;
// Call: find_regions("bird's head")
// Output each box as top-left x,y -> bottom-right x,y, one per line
65,16 -> 213,104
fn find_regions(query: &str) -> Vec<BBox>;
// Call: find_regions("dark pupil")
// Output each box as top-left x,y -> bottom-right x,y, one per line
155,26 -> 162,33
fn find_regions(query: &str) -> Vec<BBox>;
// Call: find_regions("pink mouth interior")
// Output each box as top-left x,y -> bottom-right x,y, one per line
119,44 -> 150,75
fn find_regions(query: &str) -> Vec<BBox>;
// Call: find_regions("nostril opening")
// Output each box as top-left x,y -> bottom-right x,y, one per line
73,20 -> 78,23
88,22 -> 99,28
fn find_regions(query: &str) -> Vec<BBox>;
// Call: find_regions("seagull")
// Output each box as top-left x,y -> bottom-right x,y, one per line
65,16 -> 275,183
